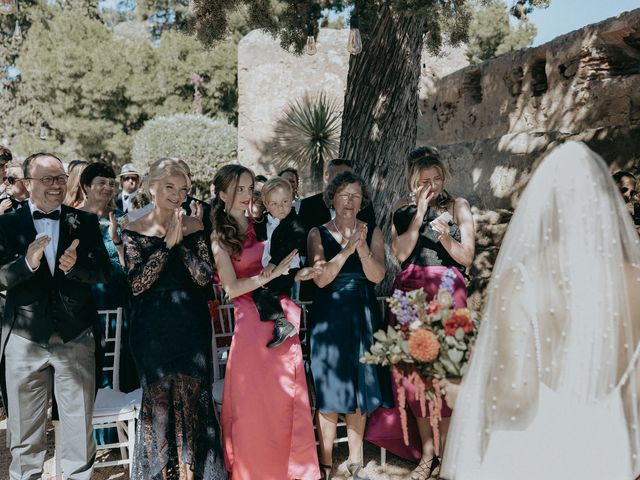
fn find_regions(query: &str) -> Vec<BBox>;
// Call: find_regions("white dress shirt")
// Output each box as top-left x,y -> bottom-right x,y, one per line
121,190 -> 136,213
28,201 -> 61,275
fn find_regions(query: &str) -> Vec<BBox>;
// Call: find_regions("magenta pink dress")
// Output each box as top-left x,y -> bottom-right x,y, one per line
221,223 -> 320,480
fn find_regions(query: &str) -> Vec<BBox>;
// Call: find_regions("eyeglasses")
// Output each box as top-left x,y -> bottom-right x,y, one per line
336,192 -> 362,202
25,175 -> 68,186
620,187 -> 638,197
121,176 -> 138,182
2,176 -> 21,185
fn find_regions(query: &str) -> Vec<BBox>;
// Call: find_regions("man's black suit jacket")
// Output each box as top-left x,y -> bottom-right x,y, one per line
0,204 -> 112,362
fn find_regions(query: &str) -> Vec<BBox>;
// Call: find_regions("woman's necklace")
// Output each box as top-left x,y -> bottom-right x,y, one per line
332,218 -> 357,246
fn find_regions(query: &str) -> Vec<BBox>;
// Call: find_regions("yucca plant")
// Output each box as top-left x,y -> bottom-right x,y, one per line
272,92 -> 341,193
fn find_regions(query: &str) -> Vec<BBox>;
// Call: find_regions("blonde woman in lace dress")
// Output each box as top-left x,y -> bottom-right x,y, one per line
122,158 -> 226,480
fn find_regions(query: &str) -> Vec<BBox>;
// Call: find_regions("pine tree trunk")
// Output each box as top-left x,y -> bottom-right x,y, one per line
339,5 -> 425,293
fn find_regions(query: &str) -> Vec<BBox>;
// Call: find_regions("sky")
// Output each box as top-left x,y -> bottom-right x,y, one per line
529,0 -> 639,46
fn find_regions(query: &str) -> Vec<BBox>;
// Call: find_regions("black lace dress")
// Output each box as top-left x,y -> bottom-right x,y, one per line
122,230 -> 227,480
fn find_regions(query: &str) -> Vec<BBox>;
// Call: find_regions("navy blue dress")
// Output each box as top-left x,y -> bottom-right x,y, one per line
309,224 -> 393,414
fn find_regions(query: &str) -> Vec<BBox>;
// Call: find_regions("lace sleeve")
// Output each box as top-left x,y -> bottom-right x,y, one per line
123,231 -> 170,295
178,231 -> 213,287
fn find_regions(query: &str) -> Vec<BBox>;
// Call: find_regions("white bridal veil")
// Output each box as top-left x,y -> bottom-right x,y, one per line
441,142 -> 640,480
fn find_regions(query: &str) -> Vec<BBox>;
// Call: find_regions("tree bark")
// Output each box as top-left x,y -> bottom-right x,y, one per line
339,5 -> 425,293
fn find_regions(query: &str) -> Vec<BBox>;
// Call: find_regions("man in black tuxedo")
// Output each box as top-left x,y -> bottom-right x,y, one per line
0,153 -> 112,480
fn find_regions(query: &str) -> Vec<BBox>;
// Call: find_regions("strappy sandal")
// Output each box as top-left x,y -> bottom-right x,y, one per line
410,456 -> 440,480
320,462 -> 332,480
346,461 -> 370,480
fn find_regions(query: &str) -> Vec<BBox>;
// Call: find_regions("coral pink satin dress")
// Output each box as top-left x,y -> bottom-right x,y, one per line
221,224 -> 319,480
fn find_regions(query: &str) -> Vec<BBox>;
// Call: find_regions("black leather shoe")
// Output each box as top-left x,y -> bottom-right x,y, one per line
267,318 -> 297,349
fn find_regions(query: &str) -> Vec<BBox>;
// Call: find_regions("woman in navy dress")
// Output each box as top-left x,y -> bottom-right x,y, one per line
307,171 -> 392,480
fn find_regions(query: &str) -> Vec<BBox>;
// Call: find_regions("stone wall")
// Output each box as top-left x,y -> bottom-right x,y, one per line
416,8 -> 640,309
419,8 -> 640,148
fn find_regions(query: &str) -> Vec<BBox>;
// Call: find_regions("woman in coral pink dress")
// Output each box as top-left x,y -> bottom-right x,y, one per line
211,164 -> 320,480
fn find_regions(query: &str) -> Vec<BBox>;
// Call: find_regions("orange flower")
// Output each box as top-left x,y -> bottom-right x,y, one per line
443,311 -> 473,336
408,329 -> 440,363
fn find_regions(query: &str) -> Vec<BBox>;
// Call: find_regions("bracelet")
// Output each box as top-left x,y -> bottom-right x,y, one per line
359,251 -> 373,260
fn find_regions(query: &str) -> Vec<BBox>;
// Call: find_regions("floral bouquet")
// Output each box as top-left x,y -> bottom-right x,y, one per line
360,268 -> 479,453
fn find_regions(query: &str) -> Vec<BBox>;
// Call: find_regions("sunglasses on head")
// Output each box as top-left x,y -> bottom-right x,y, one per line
2,176 -> 20,185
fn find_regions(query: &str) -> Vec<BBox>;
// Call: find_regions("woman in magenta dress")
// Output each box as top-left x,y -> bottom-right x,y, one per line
365,147 -> 475,480
211,164 -> 320,480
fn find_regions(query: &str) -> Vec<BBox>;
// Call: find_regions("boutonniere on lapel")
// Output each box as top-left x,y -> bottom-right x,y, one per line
65,213 -> 80,232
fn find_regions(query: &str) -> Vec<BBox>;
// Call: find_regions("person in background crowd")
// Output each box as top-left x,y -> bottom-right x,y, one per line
79,163 -> 137,391
613,170 -> 640,234
0,161 -> 30,214
307,171 -> 392,480
252,174 -> 268,238
278,167 -> 301,213
172,158 -> 213,235
365,146 -> 475,480
0,146 -> 14,200
115,163 -> 141,214
208,178 -> 216,202
123,158 -> 226,480
64,160 -> 89,208
211,164 -> 319,480
0,152 -> 112,480
0,147 -> 15,418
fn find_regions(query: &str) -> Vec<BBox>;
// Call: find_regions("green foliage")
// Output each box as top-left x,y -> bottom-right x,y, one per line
132,113 -> 237,193
272,92 -> 341,172
466,0 -> 537,64
193,0 -> 475,56
3,4 -> 243,164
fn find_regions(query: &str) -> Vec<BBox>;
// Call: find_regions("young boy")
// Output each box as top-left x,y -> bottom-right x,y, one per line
253,177 -> 318,348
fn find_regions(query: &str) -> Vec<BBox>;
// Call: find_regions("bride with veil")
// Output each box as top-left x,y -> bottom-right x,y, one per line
441,141 -> 640,480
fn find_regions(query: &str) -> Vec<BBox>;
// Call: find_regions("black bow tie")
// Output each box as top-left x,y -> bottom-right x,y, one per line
33,210 -> 60,221
123,194 -> 130,200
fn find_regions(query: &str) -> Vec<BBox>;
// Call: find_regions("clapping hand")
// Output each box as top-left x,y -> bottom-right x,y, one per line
26,235 -> 50,270
0,198 -> 12,214
271,249 -> 298,278
165,209 -> 184,249
59,239 -> 80,273
355,224 -> 369,256
108,211 -> 121,246
295,266 -> 322,282
344,226 -> 363,254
